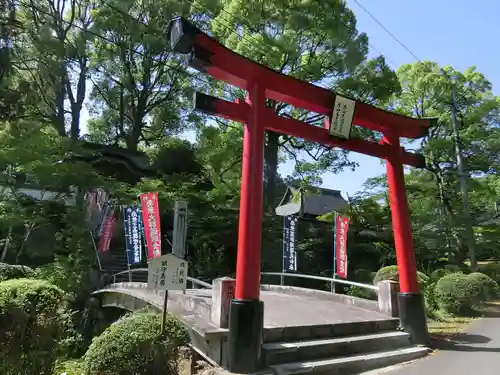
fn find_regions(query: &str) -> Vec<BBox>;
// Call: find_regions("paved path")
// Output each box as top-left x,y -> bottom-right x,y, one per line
369,313 -> 500,375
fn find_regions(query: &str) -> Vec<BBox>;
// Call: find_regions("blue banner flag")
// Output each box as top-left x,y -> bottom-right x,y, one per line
124,205 -> 143,265
283,215 -> 299,272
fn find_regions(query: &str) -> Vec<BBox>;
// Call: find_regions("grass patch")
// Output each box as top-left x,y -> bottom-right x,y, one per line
428,312 -> 476,336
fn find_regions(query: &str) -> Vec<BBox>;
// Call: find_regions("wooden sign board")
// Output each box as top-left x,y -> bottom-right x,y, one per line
147,253 -> 188,291
329,95 -> 356,139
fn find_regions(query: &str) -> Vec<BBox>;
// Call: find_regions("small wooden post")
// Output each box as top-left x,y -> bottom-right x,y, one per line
161,290 -> 169,335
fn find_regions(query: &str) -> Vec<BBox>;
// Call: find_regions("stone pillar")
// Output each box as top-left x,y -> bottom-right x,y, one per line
377,280 -> 400,317
211,277 -> 236,328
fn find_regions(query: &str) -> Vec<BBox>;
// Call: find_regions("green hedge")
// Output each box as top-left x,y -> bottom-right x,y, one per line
0,278 -> 70,375
0,262 -> 34,282
445,263 -> 469,274
83,309 -> 190,375
434,273 -> 484,314
430,268 -> 452,281
468,272 -> 499,301
373,265 -> 429,286
478,263 -> 500,284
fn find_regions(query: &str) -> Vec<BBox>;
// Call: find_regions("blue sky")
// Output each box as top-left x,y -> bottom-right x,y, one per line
303,0 -> 500,196
81,1 -> 500,196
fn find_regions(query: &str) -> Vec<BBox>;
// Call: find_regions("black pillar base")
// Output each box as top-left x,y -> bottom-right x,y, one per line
398,292 -> 429,345
227,299 -> 264,373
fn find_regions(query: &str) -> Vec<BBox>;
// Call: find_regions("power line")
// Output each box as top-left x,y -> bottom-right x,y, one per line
367,42 -> 398,69
352,0 -> 421,62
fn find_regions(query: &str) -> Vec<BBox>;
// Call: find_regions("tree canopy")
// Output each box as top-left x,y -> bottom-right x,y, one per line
0,0 -> 499,288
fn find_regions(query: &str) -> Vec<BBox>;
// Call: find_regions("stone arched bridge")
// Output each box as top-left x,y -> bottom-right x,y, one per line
94,271 -> 429,375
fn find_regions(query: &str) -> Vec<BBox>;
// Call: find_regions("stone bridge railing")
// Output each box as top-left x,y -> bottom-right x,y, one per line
108,268 -> 400,318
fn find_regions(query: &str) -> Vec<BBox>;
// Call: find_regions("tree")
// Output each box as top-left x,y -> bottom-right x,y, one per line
190,0 -> 400,205
86,0 -> 195,150
13,0 -> 94,138
0,119 -> 119,264
392,61 -> 500,264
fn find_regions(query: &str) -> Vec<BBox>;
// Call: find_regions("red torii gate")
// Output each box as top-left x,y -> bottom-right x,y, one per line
168,17 -> 434,373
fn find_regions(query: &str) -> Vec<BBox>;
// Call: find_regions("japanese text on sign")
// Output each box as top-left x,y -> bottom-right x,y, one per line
335,215 -> 350,279
140,192 -> 162,260
98,216 -> 115,253
283,215 -> 299,272
124,206 -> 143,265
329,95 -> 355,139
147,254 -> 189,291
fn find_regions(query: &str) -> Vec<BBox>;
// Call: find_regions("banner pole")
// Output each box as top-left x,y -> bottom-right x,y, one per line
161,290 -> 169,336
281,216 -> 285,286
89,229 -> 103,272
332,212 -> 338,293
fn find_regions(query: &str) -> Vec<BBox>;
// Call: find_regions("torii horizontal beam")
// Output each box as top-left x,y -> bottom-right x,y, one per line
195,92 -> 426,168
169,17 -> 436,139
168,17 -> 431,373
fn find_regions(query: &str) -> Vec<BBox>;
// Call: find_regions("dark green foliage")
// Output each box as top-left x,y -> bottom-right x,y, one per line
445,264 -> 470,274
477,263 -> 500,284
34,254 -> 95,301
346,285 -> 377,300
53,359 -> 84,375
468,272 -> 499,301
434,273 -> 484,314
430,268 -> 452,281
0,278 -> 70,375
0,262 -> 34,281
373,265 -> 430,286
83,309 -> 190,375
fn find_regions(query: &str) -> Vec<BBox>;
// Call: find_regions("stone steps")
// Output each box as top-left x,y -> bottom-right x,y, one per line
264,331 -> 412,365
269,346 -> 430,375
263,319 -> 399,343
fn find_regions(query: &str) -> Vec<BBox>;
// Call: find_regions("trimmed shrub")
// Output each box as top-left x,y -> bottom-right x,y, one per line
434,273 -> 483,314
0,278 -> 70,375
352,268 -> 374,283
373,265 -> 429,286
83,309 -> 190,375
468,272 -> 499,301
34,255 -> 94,301
445,263 -> 469,274
347,285 -> 377,300
478,263 -> 500,284
430,268 -> 452,281
0,262 -> 34,281
423,281 -> 438,317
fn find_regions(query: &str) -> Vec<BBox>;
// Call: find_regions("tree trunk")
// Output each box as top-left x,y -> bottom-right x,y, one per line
0,226 -> 12,262
264,131 -> 280,206
70,103 -> 81,140
126,119 -> 142,151
16,223 -> 32,263
69,64 -> 87,140
54,83 -> 66,136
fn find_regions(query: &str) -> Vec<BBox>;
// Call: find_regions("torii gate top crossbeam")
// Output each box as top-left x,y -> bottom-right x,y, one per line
169,17 -> 436,139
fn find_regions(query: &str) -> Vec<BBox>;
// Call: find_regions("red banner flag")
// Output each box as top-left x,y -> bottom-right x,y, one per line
98,216 -> 116,253
140,192 -> 162,260
335,215 -> 350,279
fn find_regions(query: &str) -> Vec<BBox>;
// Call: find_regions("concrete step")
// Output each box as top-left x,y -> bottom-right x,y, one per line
264,331 -> 411,365
263,319 -> 399,343
269,346 -> 430,375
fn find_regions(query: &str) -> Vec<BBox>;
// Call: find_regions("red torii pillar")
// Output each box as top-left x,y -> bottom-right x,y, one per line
168,17 -> 434,373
